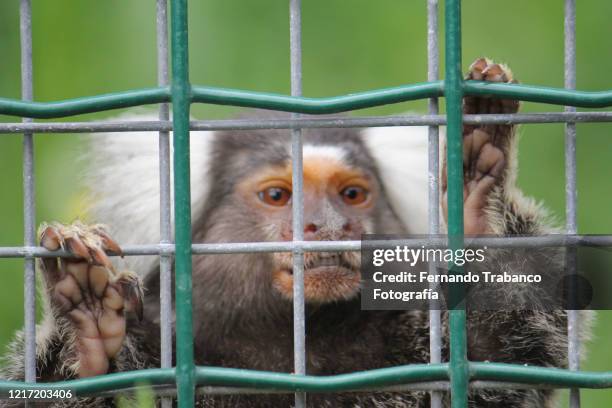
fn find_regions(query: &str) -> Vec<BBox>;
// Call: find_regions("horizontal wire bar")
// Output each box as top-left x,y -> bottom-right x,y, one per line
188,380 -> 566,394
0,369 -> 176,396
83,377 -> 605,400
95,383 -> 445,398
471,363 -> 612,389
2,363 -> 612,396
0,87 -> 170,119
464,81 -> 612,109
195,365 -> 446,392
1,235 -> 611,258
190,82 -> 443,114
1,112 -> 612,134
2,81 -> 612,119
94,378 -> 605,398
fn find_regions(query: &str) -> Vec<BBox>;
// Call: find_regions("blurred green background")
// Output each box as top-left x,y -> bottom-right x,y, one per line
0,0 -> 611,405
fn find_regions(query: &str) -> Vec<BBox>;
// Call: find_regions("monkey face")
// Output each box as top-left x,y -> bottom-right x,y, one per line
234,145 -> 379,303
197,125 -> 403,309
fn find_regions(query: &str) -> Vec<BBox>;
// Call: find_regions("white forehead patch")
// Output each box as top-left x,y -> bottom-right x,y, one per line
301,145 -> 347,163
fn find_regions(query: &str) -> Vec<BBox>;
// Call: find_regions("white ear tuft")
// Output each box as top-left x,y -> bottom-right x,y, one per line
362,125 -> 442,234
83,111 -> 214,277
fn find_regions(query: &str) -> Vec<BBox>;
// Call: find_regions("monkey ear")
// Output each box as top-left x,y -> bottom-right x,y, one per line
83,111 -> 214,277
362,125 -> 442,234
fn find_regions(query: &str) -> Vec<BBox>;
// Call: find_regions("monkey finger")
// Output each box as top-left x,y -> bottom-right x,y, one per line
463,129 -> 491,163
126,291 -> 144,322
471,130 -> 492,157
90,245 -> 114,271
65,261 -> 99,311
39,226 -> 67,284
441,163 -> 448,193
466,57 -> 488,80
501,91 -> 520,113
102,285 -> 124,312
92,226 -> 123,257
68,308 -> 101,340
477,97 -> 491,116
481,63 -> 509,83
115,274 -> 144,321
54,275 -> 83,311
65,261 -> 89,294
89,265 -> 110,299
52,290 -> 76,315
76,339 -> 109,379
39,224 -> 62,251
65,235 -> 93,263
465,175 -> 498,212
475,144 -> 506,181
98,307 -> 126,358
463,58 -> 488,117
68,308 -> 109,378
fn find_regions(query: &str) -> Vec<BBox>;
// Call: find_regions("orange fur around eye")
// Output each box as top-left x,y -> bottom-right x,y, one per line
236,156 -> 374,209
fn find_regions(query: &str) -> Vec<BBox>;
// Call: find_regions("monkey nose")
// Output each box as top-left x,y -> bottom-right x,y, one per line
304,223 -> 319,239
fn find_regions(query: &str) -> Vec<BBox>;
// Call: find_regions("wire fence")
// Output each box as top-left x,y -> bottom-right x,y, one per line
1,0 -> 612,407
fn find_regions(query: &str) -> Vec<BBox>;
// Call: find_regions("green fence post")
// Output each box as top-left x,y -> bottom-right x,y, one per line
170,0 -> 195,406
445,0 -> 469,407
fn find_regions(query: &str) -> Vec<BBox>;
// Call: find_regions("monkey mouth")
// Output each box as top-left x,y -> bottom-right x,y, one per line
286,256 -> 355,274
272,254 -> 362,303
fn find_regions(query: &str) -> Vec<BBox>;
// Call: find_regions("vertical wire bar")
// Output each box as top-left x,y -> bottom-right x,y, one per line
427,1 -> 442,407
564,0 -> 580,407
20,0 -> 36,387
444,0 -> 469,407
170,0 -> 195,406
156,1 -> 173,407
289,1 -> 306,407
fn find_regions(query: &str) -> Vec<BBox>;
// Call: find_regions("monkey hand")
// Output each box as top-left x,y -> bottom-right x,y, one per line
442,57 -> 520,235
38,221 -> 143,378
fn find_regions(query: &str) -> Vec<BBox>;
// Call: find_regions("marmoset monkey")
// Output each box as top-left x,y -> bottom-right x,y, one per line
1,59 -> 592,407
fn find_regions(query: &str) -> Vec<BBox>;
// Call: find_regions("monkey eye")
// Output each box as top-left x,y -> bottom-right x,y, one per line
340,186 -> 369,206
258,187 -> 292,206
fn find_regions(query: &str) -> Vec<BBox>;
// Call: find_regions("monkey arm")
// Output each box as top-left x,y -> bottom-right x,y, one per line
0,222 -> 161,407
436,58 -> 593,408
